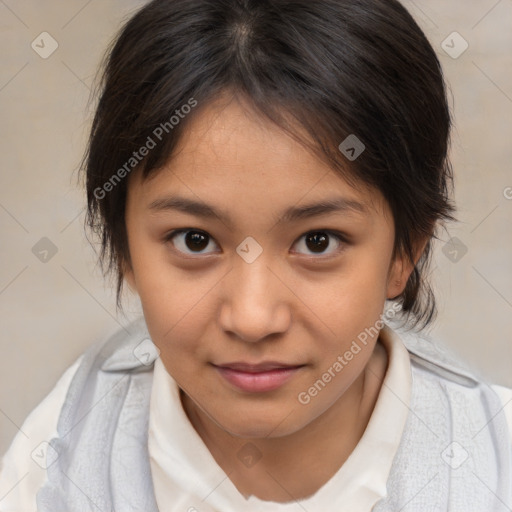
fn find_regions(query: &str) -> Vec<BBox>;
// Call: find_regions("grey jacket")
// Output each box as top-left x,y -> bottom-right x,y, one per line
36,318 -> 512,511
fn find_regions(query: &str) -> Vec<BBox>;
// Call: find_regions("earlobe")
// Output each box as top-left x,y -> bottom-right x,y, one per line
386,260 -> 411,299
386,238 -> 428,299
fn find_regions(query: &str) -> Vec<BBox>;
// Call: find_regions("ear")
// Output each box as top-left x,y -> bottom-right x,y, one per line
122,259 -> 138,294
386,237 -> 429,299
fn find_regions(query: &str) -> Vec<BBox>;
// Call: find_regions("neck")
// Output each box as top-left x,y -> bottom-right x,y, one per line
181,340 -> 388,502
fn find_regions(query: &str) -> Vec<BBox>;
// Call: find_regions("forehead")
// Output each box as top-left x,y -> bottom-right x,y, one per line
128,97 -> 388,221
162,96 -> 323,183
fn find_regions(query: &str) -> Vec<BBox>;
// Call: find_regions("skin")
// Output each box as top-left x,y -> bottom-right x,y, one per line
124,94 -> 422,502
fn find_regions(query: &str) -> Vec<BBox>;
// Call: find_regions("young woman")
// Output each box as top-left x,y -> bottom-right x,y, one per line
1,0 -> 511,510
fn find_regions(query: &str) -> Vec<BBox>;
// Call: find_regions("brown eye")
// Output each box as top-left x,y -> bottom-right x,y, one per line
292,230 -> 345,257
184,231 -> 209,251
305,232 -> 329,253
165,229 -> 218,255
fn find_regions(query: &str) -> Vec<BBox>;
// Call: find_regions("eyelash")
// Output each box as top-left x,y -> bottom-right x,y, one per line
163,228 -> 349,260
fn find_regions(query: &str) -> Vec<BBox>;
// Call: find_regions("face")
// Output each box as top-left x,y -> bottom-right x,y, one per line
124,96 -> 412,439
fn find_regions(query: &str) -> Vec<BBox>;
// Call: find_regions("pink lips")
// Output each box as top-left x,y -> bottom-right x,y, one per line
213,362 -> 304,392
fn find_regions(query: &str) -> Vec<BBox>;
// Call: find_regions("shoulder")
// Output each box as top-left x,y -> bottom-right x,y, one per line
389,323 -> 512,441
0,316 -> 157,511
0,354 -> 82,512
491,384 -> 512,435
391,324 -> 492,387
35,319 -> 159,510
73,316 -> 158,375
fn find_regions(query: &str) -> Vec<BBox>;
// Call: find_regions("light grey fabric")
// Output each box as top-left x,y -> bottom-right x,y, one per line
36,317 -> 160,512
373,341 -> 512,511
36,318 -> 512,511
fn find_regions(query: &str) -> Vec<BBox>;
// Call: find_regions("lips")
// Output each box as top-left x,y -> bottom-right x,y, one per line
215,361 -> 302,373
213,361 -> 305,392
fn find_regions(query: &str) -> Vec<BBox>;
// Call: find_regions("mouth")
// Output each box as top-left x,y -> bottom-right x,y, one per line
212,361 -> 306,393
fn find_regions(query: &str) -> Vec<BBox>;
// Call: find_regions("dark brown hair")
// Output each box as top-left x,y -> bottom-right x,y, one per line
82,0 -> 455,330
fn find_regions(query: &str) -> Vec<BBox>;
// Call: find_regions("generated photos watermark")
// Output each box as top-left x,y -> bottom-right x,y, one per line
93,97 -> 198,200
297,301 -> 402,405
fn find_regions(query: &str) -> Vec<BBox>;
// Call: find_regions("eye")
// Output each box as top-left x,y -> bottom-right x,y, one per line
164,228 -> 347,259
291,230 -> 346,258
164,229 -> 219,256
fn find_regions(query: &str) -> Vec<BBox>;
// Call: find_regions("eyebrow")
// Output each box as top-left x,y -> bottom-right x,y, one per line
147,195 -> 368,227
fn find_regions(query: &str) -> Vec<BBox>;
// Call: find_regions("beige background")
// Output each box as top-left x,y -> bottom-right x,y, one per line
0,0 -> 511,458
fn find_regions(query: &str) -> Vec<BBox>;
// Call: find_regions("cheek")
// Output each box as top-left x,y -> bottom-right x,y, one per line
134,270 -> 219,374
141,300 -> 206,385
128,227 -> 189,314
138,278 -> 208,351
307,254 -> 390,333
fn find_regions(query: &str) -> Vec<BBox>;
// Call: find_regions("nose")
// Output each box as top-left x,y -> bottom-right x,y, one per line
218,256 -> 291,343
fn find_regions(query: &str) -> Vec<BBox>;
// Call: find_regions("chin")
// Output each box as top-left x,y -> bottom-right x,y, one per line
215,408 -> 306,439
